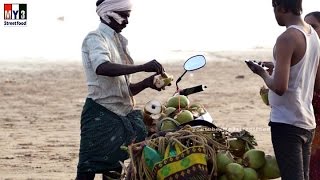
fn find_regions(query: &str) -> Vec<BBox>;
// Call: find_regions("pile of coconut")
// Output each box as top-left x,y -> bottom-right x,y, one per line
123,95 -> 281,180
216,149 -> 280,180
143,94 -> 208,132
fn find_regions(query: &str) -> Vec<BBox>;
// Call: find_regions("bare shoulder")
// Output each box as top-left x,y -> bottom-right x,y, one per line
275,31 -> 295,49
278,29 -> 299,43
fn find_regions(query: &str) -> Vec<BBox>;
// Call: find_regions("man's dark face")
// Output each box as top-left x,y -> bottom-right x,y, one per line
110,10 -> 131,33
273,5 -> 285,26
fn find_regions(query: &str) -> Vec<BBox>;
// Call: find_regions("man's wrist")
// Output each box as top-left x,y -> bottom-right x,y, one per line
142,77 -> 151,89
136,64 -> 145,72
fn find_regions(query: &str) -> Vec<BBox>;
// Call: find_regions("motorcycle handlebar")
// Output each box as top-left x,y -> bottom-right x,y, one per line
179,85 -> 207,96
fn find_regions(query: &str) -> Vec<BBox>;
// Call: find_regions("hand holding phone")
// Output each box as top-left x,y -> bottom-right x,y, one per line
245,60 -> 269,71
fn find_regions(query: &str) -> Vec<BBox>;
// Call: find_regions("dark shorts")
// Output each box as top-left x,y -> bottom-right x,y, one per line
269,122 -> 315,180
77,98 -> 147,174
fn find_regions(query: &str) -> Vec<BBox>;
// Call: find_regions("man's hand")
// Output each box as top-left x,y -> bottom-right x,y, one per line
245,60 -> 269,77
262,61 -> 274,75
143,74 -> 162,91
141,60 -> 164,74
130,73 -> 165,95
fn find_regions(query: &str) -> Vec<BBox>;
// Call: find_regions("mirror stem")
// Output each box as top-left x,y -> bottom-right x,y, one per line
176,70 -> 187,91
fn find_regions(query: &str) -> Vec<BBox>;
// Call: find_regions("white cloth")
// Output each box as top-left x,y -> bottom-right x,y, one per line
96,0 -> 132,24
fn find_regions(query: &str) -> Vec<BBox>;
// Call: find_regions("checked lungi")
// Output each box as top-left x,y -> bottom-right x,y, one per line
77,98 -> 147,174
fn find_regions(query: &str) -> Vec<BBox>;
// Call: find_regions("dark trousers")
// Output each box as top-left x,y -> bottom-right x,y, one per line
270,122 -> 315,180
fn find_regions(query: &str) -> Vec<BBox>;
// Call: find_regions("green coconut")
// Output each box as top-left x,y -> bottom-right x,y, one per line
189,103 -> 203,109
243,167 -> 258,180
259,155 -> 280,179
228,138 -> 246,157
235,157 -> 243,165
225,163 -> 245,180
217,151 -> 234,174
159,117 -> 179,131
197,107 -> 207,115
174,110 -> 193,124
164,107 -> 177,117
188,103 -> 206,117
166,95 -> 190,109
260,93 -> 269,106
243,149 -> 266,169
260,86 -> 269,106
153,73 -> 173,89
163,77 -> 173,86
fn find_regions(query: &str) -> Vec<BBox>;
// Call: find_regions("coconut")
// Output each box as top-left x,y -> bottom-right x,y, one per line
228,138 -> 246,157
188,104 -> 207,118
174,110 -> 194,124
144,100 -> 163,114
259,155 -> 280,179
189,110 -> 200,118
225,163 -> 245,180
197,107 -> 207,115
153,73 -> 173,89
260,93 -> 269,106
235,157 -> 243,165
243,167 -> 258,180
166,95 -> 190,109
143,113 -> 156,126
259,86 -> 269,105
159,117 -> 180,131
217,150 -> 234,174
164,107 -> 177,117
161,72 -> 172,79
189,103 -> 204,109
143,100 -> 163,125
243,149 -> 266,169
163,77 -> 173,86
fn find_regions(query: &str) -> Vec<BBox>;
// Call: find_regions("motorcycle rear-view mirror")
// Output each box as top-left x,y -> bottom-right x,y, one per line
184,55 -> 206,71
176,55 -> 206,90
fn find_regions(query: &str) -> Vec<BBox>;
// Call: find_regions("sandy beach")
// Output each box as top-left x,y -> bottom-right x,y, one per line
0,50 -> 277,179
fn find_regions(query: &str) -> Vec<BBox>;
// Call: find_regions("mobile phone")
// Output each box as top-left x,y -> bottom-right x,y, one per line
245,60 -> 269,70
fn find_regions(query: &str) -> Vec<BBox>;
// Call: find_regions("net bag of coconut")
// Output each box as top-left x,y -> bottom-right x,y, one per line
125,128 -> 218,180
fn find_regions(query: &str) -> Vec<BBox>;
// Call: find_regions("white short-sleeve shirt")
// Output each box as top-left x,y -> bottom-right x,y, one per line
81,23 -> 134,116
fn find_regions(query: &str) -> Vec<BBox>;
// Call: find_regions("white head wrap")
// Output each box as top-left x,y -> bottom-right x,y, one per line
96,0 -> 132,24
